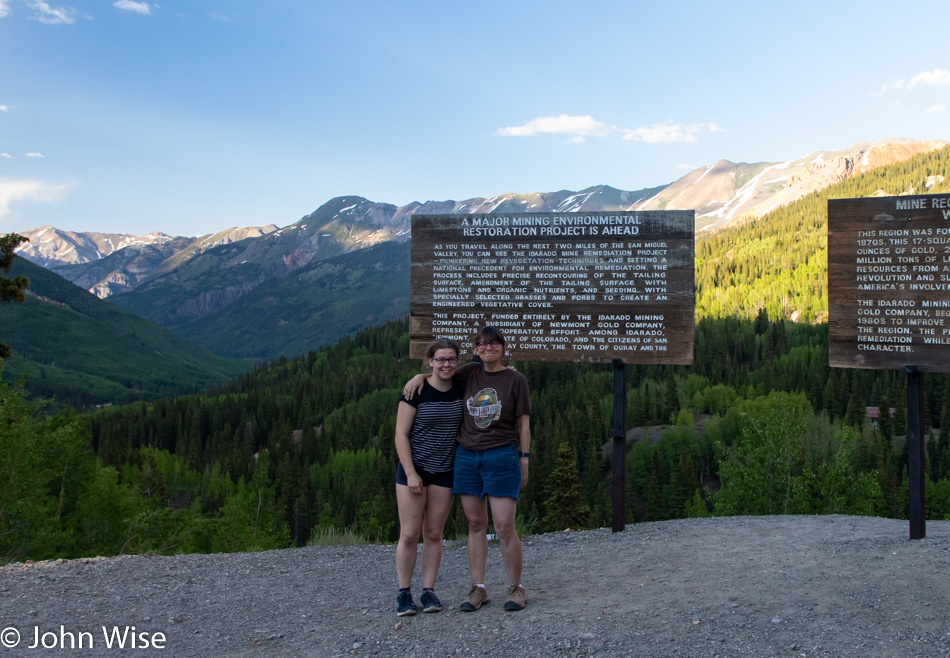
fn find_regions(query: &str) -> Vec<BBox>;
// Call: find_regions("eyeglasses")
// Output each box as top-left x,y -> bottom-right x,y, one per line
475,340 -> 502,349
430,357 -> 458,365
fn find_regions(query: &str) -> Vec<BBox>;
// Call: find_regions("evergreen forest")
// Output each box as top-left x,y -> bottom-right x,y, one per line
3,147 -> 950,564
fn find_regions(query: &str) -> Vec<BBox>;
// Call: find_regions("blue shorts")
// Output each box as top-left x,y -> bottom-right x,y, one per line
395,462 -> 454,489
452,445 -> 521,500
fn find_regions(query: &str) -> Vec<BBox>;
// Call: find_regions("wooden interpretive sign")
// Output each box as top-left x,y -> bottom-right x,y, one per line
829,193 -> 950,372
409,211 -> 695,364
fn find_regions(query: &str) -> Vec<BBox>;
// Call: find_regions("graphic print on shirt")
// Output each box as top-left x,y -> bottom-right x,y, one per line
467,387 -> 502,428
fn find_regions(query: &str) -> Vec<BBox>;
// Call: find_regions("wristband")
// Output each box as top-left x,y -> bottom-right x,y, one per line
518,451 -> 530,458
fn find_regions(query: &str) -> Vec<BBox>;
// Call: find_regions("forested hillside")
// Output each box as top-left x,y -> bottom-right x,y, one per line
696,145 -> 950,323
0,258 -> 248,408
3,147 -> 950,564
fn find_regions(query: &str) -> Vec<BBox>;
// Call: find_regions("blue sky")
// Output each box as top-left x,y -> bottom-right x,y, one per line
2,0 -> 949,237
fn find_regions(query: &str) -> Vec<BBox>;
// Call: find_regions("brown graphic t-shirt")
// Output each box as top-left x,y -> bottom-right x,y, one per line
456,363 -> 531,451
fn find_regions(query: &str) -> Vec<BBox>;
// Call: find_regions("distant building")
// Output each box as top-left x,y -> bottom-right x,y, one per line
866,406 -> 896,426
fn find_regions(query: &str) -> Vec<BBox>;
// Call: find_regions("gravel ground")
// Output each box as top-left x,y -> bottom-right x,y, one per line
1,515 -> 949,657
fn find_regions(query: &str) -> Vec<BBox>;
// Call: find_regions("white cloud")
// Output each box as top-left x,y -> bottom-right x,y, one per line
495,114 -> 614,140
908,68 -> 950,89
878,68 -> 950,95
0,0 -> 11,18
495,113 -> 724,146
0,105 -> 8,112
0,153 -> 12,159
0,178 -> 72,217
876,80 -> 904,95
114,0 -> 151,15
25,152 -> 44,158
623,122 -> 723,144
926,103 -> 947,113
210,11 -> 231,21
27,0 -> 77,24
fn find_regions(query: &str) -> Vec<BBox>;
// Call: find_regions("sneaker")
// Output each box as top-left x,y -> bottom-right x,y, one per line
396,590 -> 418,616
503,584 -> 526,611
420,589 -> 442,613
459,585 -> 489,612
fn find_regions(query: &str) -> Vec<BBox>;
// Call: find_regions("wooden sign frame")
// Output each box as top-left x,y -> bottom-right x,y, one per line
409,211 -> 694,364
829,193 -> 950,372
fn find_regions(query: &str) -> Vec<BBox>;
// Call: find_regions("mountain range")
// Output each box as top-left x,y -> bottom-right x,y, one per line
8,137 -> 949,365
17,225 -> 279,297
638,138 -> 947,231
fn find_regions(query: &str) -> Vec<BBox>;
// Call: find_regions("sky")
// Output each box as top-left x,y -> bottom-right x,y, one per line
1,0 -> 950,237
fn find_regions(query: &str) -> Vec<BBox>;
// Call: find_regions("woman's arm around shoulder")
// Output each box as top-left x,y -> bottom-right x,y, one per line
402,374 -> 428,400
454,361 -> 479,385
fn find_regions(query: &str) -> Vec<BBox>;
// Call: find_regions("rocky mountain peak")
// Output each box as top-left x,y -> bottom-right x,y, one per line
635,138 -> 948,232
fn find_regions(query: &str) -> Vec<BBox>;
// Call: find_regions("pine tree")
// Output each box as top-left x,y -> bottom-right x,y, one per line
542,443 -> 590,531
823,368 -> 840,418
668,448 -> 698,518
630,386 -> 647,427
844,384 -> 866,428
0,233 -> 30,360
644,450 -> 667,521
663,368 -> 678,424
877,395 -> 893,442
893,388 -> 908,437
583,442 -> 607,526
684,489 -> 710,518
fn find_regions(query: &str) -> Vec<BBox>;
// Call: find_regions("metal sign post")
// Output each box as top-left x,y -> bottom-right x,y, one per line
611,359 -> 627,532
906,366 -> 926,539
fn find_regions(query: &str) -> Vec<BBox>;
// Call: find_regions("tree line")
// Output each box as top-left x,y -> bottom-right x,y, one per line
6,312 -> 950,564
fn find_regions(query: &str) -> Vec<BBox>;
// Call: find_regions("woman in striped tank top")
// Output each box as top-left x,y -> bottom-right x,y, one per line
394,338 -> 465,616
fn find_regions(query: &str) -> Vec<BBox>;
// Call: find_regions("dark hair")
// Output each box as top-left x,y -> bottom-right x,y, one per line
473,326 -> 505,346
425,338 -> 460,361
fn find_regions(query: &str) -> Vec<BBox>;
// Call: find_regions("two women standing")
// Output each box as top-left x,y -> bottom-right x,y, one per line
394,327 -> 532,615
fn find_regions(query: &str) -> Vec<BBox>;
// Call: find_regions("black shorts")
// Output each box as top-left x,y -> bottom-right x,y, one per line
395,462 -> 454,489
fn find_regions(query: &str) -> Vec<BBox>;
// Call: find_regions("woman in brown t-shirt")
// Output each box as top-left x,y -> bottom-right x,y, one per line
405,326 -> 531,612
